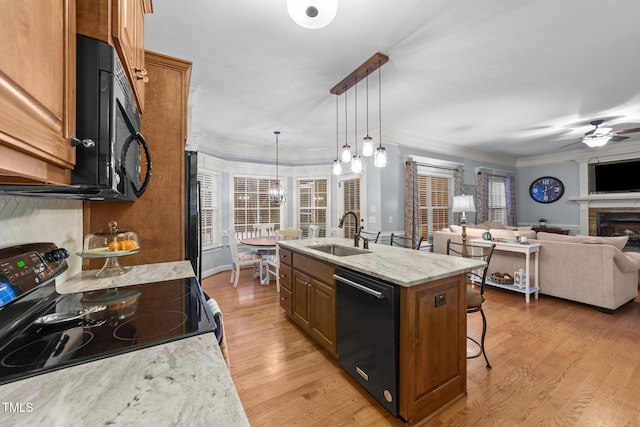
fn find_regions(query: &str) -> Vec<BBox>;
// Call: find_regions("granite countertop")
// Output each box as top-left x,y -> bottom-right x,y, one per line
278,237 -> 485,287
0,334 -> 249,427
56,260 -> 196,294
0,261 -> 249,426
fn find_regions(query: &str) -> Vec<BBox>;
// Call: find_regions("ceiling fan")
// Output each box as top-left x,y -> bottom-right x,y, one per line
561,119 -> 640,148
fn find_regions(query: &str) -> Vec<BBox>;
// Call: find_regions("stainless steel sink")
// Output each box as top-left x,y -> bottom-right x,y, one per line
308,244 -> 371,257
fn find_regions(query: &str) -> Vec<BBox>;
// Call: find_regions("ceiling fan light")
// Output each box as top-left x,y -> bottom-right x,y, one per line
583,135 -> 611,148
362,136 -> 374,156
341,144 -> 352,163
287,0 -> 337,29
332,159 -> 342,175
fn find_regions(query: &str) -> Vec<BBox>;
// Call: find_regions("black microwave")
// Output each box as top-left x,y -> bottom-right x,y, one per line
0,35 -> 151,200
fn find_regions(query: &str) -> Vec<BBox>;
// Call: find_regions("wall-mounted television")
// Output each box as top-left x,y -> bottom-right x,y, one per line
588,159 -> 640,193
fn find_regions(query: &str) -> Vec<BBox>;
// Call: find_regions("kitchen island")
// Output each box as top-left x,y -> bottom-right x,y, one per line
276,237 -> 485,425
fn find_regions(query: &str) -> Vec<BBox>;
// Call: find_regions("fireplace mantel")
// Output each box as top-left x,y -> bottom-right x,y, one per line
570,194 -> 640,234
569,193 -> 640,203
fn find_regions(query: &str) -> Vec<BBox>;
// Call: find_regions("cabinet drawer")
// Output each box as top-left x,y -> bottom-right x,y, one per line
279,286 -> 292,317
293,253 -> 335,285
279,264 -> 292,291
279,248 -> 292,266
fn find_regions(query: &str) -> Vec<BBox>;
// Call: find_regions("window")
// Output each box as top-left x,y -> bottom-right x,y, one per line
418,174 -> 451,244
488,176 -> 507,223
338,177 -> 360,239
198,169 -> 220,249
233,176 -> 280,238
298,179 -> 327,237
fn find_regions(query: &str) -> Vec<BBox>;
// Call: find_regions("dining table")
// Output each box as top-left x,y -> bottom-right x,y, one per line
240,236 -> 279,285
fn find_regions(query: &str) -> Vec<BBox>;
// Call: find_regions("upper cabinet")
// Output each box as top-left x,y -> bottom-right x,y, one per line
0,0 -> 76,185
77,0 -> 152,113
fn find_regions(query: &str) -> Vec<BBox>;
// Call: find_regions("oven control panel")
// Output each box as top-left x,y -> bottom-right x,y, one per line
0,243 -> 69,308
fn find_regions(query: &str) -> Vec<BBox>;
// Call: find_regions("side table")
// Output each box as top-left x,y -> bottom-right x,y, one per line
532,227 -> 569,235
470,238 -> 541,303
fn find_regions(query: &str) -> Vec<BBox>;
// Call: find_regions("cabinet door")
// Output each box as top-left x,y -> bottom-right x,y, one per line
292,271 -> 311,331
310,278 -> 337,355
279,286 -> 293,317
113,0 -> 147,112
0,0 -> 75,184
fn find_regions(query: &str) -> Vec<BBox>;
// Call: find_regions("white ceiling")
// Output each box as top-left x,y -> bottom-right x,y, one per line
144,0 -> 640,163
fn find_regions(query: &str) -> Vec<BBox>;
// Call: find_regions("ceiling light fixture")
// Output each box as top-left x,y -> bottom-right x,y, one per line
351,76 -> 363,174
341,87 -> 352,163
583,135 -> 612,148
362,68 -> 374,157
332,96 -> 342,175
269,131 -> 286,206
374,60 -> 387,168
286,0 -> 337,30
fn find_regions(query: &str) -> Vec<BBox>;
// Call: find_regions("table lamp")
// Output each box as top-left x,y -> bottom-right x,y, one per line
452,194 -> 476,255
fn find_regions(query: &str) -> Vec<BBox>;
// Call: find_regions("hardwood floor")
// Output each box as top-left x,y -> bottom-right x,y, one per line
202,269 -> 640,426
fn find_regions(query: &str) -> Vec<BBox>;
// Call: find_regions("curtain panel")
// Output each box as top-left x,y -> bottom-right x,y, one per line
476,169 -> 490,223
505,174 -> 517,226
453,166 -> 464,224
404,160 -> 420,248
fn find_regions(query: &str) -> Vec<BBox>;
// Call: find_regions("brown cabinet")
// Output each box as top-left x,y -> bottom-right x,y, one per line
77,0 -> 152,112
0,0 -> 76,185
83,51 -> 192,268
278,249 -> 293,316
398,274 -> 467,425
284,250 -> 337,356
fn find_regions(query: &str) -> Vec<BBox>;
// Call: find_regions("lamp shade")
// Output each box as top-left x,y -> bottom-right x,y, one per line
287,0 -> 337,29
452,195 -> 476,213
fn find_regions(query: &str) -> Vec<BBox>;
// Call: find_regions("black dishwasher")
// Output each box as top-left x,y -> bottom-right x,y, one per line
334,267 -> 400,416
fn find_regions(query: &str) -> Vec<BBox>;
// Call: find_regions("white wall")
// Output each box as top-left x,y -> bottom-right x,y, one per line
0,196 -> 83,280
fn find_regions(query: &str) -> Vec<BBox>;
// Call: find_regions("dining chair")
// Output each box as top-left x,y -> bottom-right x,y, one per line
308,224 -> 320,238
390,233 -> 423,250
446,238 -> 495,368
253,223 -> 275,237
276,229 -> 302,240
228,230 -> 263,288
358,229 -> 380,244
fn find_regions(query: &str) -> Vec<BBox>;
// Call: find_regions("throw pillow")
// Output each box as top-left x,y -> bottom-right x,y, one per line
534,232 -> 576,243
483,221 -> 506,229
575,235 -> 629,251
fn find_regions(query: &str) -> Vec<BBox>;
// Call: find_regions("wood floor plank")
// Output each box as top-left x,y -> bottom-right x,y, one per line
203,268 -> 640,426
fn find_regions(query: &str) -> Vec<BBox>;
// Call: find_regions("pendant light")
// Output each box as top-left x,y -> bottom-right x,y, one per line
351,76 -> 363,173
374,61 -> 387,168
332,95 -> 342,175
268,131 -> 286,205
340,86 -> 352,163
362,68 -> 374,157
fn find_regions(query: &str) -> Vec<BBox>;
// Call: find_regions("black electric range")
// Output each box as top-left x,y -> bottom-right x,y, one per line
0,243 -> 217,385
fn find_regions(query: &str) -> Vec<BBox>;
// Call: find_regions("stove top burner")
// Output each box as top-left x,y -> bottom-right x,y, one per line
1,330 -> 94,368
0,277 -> 216,385
113,311 -> 188,341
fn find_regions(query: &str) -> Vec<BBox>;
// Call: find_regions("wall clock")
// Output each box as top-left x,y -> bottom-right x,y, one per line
529,176 -> 564,203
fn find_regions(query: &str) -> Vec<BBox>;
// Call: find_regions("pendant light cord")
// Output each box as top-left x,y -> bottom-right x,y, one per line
366,70 -> 369,136
274,131 -> 280,181
335,95 -> 339,158
378,61 -> 382,148
354,76 -> 358,154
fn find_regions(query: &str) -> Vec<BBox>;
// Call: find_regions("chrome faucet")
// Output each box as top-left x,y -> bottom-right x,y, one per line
339,210 -> 363,248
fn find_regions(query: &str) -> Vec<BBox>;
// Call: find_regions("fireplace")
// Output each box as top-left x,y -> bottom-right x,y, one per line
596,211 -> 640,251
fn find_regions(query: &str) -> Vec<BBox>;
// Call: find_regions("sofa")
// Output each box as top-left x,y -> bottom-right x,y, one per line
433,222 -> 640,312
